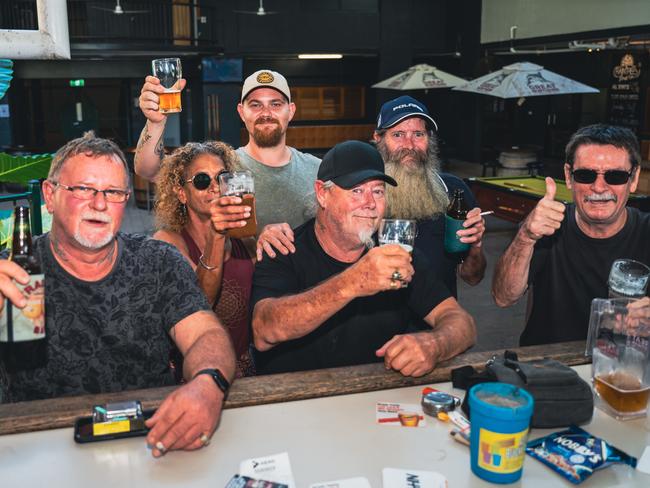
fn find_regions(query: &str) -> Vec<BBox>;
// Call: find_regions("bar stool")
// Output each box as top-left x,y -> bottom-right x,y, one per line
481,160 -> 500,177
526,161 -> 544,176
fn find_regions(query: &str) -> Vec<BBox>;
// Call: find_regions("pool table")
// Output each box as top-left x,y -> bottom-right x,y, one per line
467,175 -> 650,223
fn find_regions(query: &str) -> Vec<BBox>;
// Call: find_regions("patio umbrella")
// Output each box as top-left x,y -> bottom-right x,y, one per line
452,62 -> 598,100
372,63 -> 466,91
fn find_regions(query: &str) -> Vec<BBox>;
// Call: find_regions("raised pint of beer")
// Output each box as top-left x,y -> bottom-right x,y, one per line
152,58 -> 182,114
218,171 -> 257,239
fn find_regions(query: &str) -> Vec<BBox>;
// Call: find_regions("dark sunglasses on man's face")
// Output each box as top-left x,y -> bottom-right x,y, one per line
184,171 -> 227,191
571,168 -> 634,185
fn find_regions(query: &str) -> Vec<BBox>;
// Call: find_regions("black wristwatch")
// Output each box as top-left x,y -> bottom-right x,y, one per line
193,368 -> 230,395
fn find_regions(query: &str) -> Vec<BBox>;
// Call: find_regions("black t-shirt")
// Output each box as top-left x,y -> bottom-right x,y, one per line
251,219 -> 451,374
413,173 -> 478,297
522,206 -> 650,346
0,233 -> 210,402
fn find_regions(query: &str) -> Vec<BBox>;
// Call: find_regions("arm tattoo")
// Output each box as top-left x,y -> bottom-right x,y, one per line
136,124 -> 152,150
154,135 -> 165,161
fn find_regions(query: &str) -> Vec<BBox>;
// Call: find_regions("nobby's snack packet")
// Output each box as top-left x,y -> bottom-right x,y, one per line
526,425 -> 637,484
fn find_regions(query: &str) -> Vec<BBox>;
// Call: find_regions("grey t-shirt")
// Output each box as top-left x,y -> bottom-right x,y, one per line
235,147 -> 320,230
0,232 -> 210,403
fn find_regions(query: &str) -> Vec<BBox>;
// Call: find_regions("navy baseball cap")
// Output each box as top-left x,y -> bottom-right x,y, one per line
318,141 -> 397,189
376,95 -> 438,131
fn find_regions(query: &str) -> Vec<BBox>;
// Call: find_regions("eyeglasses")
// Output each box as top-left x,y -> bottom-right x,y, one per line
184,171 -> 226,191
571,168 -> 635,185
52,182 -> 130,203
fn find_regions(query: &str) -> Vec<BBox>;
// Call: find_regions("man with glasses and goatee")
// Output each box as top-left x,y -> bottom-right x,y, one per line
0,133 -> 235,458
493,124 -> 650,346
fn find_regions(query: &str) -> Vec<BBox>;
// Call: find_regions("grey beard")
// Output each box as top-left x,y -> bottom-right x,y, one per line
378,140 -> 449,220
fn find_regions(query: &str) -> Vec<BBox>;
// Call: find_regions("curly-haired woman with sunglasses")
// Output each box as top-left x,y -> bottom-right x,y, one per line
155,141 -> 256,377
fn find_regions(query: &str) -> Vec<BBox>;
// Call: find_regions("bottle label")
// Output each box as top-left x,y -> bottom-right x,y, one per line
0,274 -> 45,342
444,215 -> 470,253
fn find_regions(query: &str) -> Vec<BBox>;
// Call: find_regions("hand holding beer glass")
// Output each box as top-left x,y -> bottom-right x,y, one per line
217,171 -> 257,239
587,297 -> 650,420
608,259 -> 650,298
151,58 -> 183,114
378,219 -> 416,252
378,219 -> 416,288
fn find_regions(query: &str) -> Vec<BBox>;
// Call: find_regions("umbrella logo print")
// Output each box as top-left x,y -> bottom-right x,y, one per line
423,72 -> 445,88
526,73 -> 559,94
388,72 -> 412,88
477,73 -> 507,93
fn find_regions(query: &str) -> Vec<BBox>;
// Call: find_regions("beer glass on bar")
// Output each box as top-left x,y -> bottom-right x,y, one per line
218,171 -> 257,239
378,219 -> 416,252
152,58 -> 182,114
587,297 -> 650,420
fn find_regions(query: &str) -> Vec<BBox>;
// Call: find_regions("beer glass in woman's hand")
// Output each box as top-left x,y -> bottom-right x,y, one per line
218,171 -> 257,239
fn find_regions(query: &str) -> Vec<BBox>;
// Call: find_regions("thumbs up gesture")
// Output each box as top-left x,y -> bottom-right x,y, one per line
521,177 -> 566,242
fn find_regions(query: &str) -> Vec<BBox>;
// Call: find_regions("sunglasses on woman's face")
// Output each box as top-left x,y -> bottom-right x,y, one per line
571,168 -> 634,185
184,171 -> 227,191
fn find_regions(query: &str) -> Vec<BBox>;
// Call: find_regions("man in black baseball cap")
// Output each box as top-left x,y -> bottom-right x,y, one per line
317,140 -> 397,189
374,95 -> 486,297
250,140 -> 476,376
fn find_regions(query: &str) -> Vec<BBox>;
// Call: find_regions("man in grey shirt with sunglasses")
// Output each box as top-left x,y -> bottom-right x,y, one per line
492,124 -> 650,346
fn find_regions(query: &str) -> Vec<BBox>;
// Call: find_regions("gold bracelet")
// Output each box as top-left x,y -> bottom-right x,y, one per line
198,254 -> 219,271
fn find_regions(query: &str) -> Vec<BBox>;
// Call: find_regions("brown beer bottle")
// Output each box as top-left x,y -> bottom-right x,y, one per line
444,189 -> 471,253
0,206 -> 46,371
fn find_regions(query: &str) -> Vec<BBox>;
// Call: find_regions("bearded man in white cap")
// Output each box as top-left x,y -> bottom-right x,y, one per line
135,69 -> 320,260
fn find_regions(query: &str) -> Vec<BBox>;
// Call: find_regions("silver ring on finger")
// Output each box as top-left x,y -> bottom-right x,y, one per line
391,270 -> 402,281
199,433 -> 210,446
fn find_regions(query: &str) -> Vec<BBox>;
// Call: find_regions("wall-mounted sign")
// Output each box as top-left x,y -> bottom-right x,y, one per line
607,52 -> 645,131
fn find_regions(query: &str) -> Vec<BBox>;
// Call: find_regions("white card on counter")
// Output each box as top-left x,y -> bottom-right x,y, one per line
239,452 -> 295,488
382,468 -> 447,488
376,402 -> 426,427
637,445 -> 650,474
309,476 -> 371,488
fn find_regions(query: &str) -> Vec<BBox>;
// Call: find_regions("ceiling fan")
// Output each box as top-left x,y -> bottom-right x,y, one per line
234,0 -> 278,16
91,0 -> 149,15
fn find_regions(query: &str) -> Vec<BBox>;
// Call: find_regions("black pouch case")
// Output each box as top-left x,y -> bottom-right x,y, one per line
451,351 -> 593,428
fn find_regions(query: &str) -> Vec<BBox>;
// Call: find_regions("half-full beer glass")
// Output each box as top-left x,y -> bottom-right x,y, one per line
152,58 -> 182,114
586,297 -> 650,420
218,171 -> 257,239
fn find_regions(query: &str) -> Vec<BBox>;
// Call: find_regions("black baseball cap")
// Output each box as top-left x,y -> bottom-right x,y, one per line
318,141 -> 397,189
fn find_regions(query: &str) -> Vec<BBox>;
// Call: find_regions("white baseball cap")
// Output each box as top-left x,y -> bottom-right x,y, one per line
241,69 -> 291,103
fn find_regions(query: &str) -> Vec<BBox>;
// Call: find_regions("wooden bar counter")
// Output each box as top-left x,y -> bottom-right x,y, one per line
0,341 -> 587,436
2,341 -> 649,488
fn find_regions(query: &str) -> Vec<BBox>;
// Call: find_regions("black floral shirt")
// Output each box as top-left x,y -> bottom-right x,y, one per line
0,233 -> 210,403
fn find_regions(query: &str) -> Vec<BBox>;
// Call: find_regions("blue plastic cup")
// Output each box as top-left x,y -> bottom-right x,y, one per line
469,382 -> 534,484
